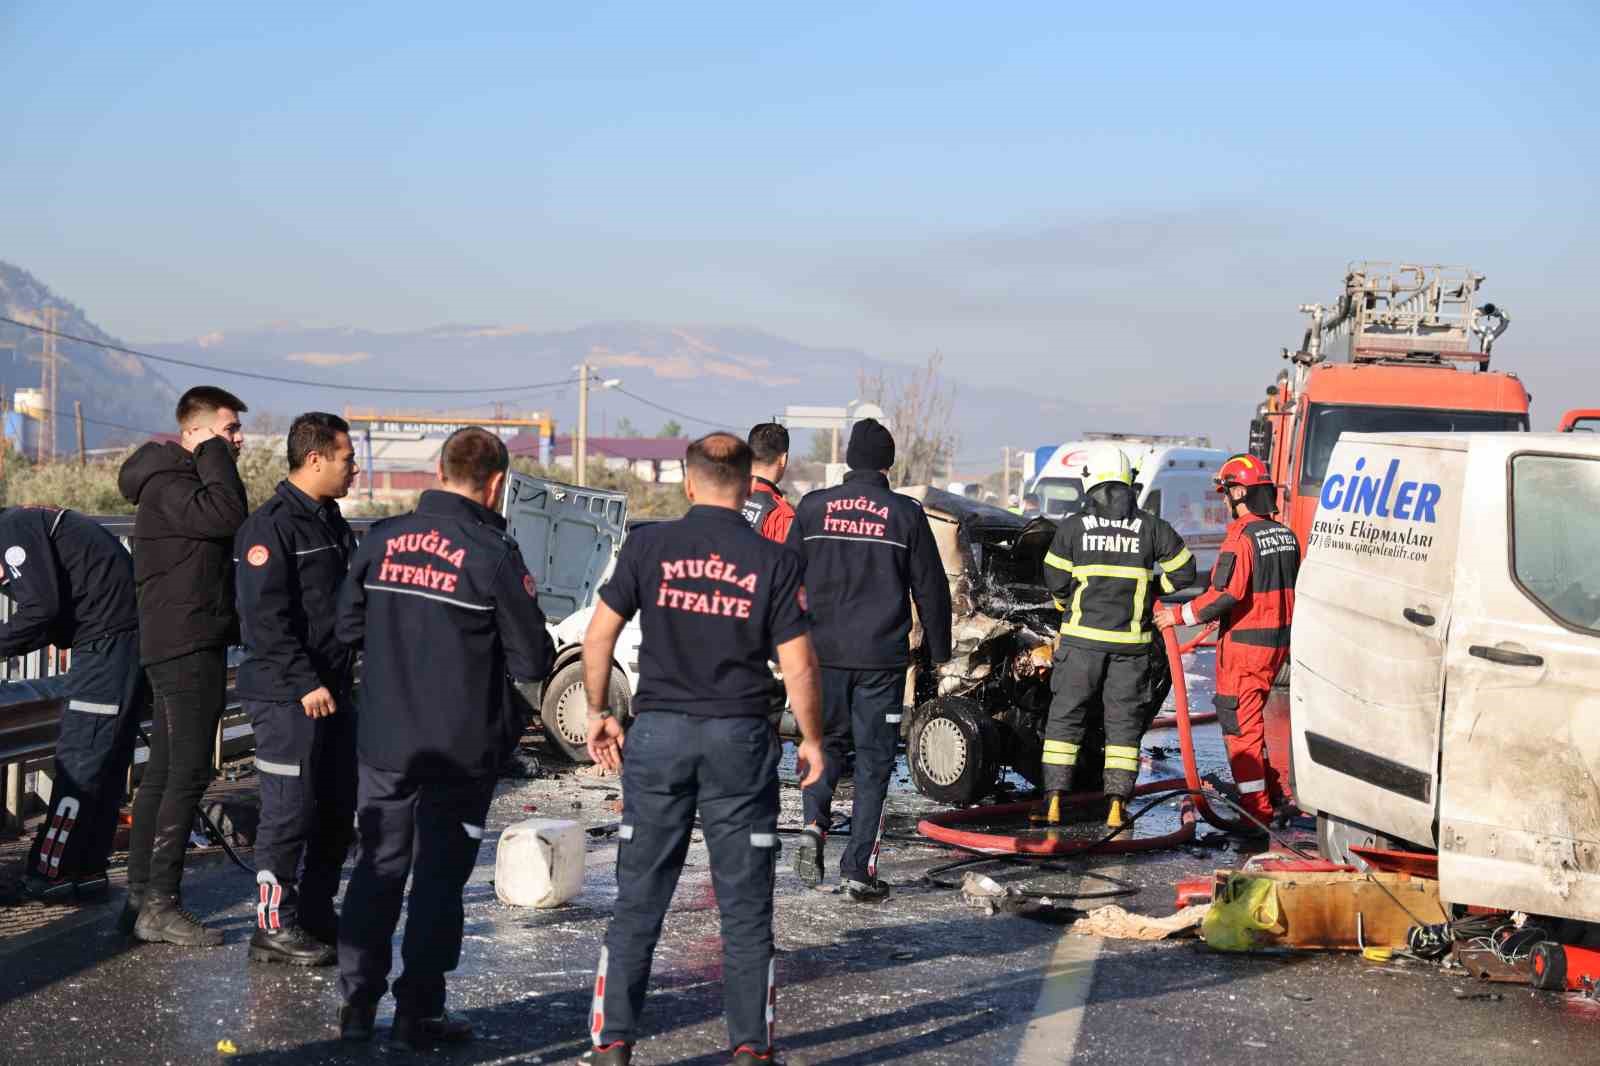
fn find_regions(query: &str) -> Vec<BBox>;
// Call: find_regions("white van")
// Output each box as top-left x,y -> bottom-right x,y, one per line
1029,440 -> 1232,574
1291,431 -> 1600,921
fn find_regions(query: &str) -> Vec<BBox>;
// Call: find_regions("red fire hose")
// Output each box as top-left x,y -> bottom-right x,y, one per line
916,626 -> 1240,854
1148,622 -> 1218,729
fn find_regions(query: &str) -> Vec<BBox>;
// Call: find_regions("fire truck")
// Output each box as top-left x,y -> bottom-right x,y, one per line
1247,263 -> 1529,547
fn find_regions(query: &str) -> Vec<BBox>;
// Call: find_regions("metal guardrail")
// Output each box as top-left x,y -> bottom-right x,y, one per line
0,515 -> 380,831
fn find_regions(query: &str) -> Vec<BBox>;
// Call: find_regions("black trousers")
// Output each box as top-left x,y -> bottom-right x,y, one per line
1042,646 -> 1149,798
245,693 -> 357,931
338,763 -> 495,1018
127,647 -> 228,896
800,667 -> 899,882
594,712 -> 779,1053
27,631 -> 145,882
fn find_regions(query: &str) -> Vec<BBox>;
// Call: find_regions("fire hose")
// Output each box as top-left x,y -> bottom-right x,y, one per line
1148,622 -> 1217,729
915,625 -> 1247,856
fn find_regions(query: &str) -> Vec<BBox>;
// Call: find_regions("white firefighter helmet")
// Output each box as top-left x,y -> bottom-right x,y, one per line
1080,444 -> 1133,492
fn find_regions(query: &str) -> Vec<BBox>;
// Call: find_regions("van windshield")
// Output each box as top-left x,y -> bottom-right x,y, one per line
1034,477 -> 1086,518
1298,404 -> 1527,494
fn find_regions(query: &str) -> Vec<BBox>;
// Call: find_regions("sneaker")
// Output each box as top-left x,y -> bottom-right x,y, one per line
794,827 -> 825,887
133,895 -> 224,947
249,924 -> 336,967
339,1003 -> 377,1042
732,1045 -> 775,1064
580,1042 -> 633,1065
117,884 -> 147,935
390,1009 -> 473,1050
840,878 -> 890,903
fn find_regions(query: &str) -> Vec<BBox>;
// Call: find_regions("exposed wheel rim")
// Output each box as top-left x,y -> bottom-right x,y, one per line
552,681 -> 589,745
918,716 -> 968,787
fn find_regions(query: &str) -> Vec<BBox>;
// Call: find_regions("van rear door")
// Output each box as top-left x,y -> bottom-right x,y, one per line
1438,442 -> 1600,919
500,472 -> 628,624
1290,435 -> 1467,847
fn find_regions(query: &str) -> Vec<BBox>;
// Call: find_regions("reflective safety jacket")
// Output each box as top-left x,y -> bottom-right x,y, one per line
1181,514 -> 1299,700
1043,508 -> 1195,654
741,477 -> 795,544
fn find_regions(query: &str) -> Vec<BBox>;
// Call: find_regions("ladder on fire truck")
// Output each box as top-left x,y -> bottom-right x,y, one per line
1293,262 -> 1510,368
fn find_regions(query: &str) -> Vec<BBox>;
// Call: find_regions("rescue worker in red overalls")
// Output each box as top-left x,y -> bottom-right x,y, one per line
1155,454 -> 1298,829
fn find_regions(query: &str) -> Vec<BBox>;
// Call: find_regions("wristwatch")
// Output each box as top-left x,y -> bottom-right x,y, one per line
587,707 -> 615,720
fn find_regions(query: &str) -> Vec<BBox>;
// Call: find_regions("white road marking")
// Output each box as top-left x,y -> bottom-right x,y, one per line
1013,860 -> 1124,1065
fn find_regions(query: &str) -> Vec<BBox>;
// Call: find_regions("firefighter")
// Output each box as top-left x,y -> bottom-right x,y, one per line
3,508 -> 142,903
334,427 -> 554,1049
784,418 -> 952,902
582,432 -> 824,1066
234,412 -> 359,967
1037,444 -> 1196,828
741,422 -> 795,544
1155,454 -> 1298,830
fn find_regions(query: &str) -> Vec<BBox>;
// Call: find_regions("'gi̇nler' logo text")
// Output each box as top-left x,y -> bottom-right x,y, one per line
1319,457 -> 1442,523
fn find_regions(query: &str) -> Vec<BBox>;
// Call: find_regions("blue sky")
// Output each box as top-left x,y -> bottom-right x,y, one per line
3,1 -> 1597,436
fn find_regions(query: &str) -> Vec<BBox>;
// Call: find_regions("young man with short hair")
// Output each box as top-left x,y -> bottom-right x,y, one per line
235,412 -> 360,966
117,385 -> 250,946
741,422 -> 794,544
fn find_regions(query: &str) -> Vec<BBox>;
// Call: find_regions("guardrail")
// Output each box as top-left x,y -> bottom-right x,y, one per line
0,515 -> 379,832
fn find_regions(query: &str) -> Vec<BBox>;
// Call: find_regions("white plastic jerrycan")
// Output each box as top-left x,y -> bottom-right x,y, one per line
495,817 -> 585,908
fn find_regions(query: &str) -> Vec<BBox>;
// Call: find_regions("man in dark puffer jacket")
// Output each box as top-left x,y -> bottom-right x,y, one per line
116,385 -> 250,947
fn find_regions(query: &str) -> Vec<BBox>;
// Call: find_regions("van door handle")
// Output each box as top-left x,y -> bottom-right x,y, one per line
1402,608 -> 1435,627
1469,645 -> 1544,668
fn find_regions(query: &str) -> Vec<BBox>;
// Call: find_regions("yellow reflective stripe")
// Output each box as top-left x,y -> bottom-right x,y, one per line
1041,751 -> 1077,766
1104,744 -> 1142,771
1069,576 -> 1089,630
1059,622 -> 1152,645
1130,571 -> 1149,638
1042,740 -> 1079,754
1052,597 -> 1069,612
1071,563 -> 1149,580
1158,572 -> 1175,595
1043,551 -> 1074,573
1159,547 -> 1193,573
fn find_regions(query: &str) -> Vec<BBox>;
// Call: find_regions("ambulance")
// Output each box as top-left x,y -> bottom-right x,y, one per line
1292,431 -> 1600,920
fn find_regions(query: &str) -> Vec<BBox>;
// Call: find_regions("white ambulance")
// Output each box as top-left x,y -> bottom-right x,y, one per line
1292,431 -> 1600,921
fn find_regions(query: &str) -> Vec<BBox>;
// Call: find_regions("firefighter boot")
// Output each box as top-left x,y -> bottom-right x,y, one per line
250,923 -> 336,966
1030,791 -> 1066,826
580,1043 -> 633,1065
1103,769 -> 1137,838
794,826 -> 825,887
134,894 -> 224,947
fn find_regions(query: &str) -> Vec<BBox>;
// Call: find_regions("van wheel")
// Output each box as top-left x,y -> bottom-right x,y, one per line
1316,812 -> 1396,870
540,660 -> 631,763
908,697 -> 997,807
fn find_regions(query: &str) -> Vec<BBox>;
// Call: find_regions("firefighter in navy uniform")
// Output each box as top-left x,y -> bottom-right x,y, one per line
1037,445 -> 1196,828
581,433 -> 825,1066
1156,454 -> 1299,831
740,422 -> 795,544
783,418 -> 952,902
334,427 -> 554,1050
1,507 -> 142,902
234,413 -> 360,966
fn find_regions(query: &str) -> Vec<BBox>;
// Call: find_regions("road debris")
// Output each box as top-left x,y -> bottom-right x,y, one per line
1070,903 -> 1207,941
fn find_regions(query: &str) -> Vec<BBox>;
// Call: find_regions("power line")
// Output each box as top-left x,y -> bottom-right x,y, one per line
611,385 -> 725,428
0,315 -> 583,396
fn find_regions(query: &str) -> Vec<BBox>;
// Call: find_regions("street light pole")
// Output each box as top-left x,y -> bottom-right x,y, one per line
576,363 -> 590,488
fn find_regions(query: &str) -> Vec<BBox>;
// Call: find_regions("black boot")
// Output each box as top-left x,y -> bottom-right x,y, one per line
339,1003 -> 377,1042
793,826 -> 825,887
840,877 -> 890,903
117,884 -> 147,935
250,923 -> 336,966
580,1042 -> 633,1065
134,894 -> 224,947
390,1009 -> 473,1050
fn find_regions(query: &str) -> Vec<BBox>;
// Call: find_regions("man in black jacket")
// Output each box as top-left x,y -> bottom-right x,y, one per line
0,508 -> 142,902
334,427 -> 554,1049
117,385 -> 249,946
784,419 -> 952,902
235,412 -> 359,967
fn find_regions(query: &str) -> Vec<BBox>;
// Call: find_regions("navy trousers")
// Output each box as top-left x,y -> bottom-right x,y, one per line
593,712 -> 779,1053
337,763 -> 495,1017
27,630 -> 144,882
245,691 -> 356,932
800,667 -> 900,882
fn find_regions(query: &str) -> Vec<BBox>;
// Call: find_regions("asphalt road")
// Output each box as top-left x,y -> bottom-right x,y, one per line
1,649 -> 1596,1064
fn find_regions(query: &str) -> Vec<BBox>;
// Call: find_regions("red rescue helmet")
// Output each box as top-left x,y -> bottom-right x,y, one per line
1214,453 -> 1273,492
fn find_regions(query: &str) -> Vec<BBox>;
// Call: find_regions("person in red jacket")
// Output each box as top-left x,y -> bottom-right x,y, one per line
741,423 -> 795,544
1155,454 -> 1298,826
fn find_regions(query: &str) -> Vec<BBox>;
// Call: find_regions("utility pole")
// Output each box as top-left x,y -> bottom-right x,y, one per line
0,393 -> 8,482
39,308 -> 59,464
576,362 -> 590,488
74,402 -> 85,465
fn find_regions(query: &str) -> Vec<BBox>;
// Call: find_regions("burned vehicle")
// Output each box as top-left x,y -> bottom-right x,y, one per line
896,487 -> 1173,806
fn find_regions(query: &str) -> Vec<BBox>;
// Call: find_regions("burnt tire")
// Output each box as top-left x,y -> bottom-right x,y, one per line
908,697 -> 998,807
540,660 -> 631,763
1315,811 -> 1397,870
